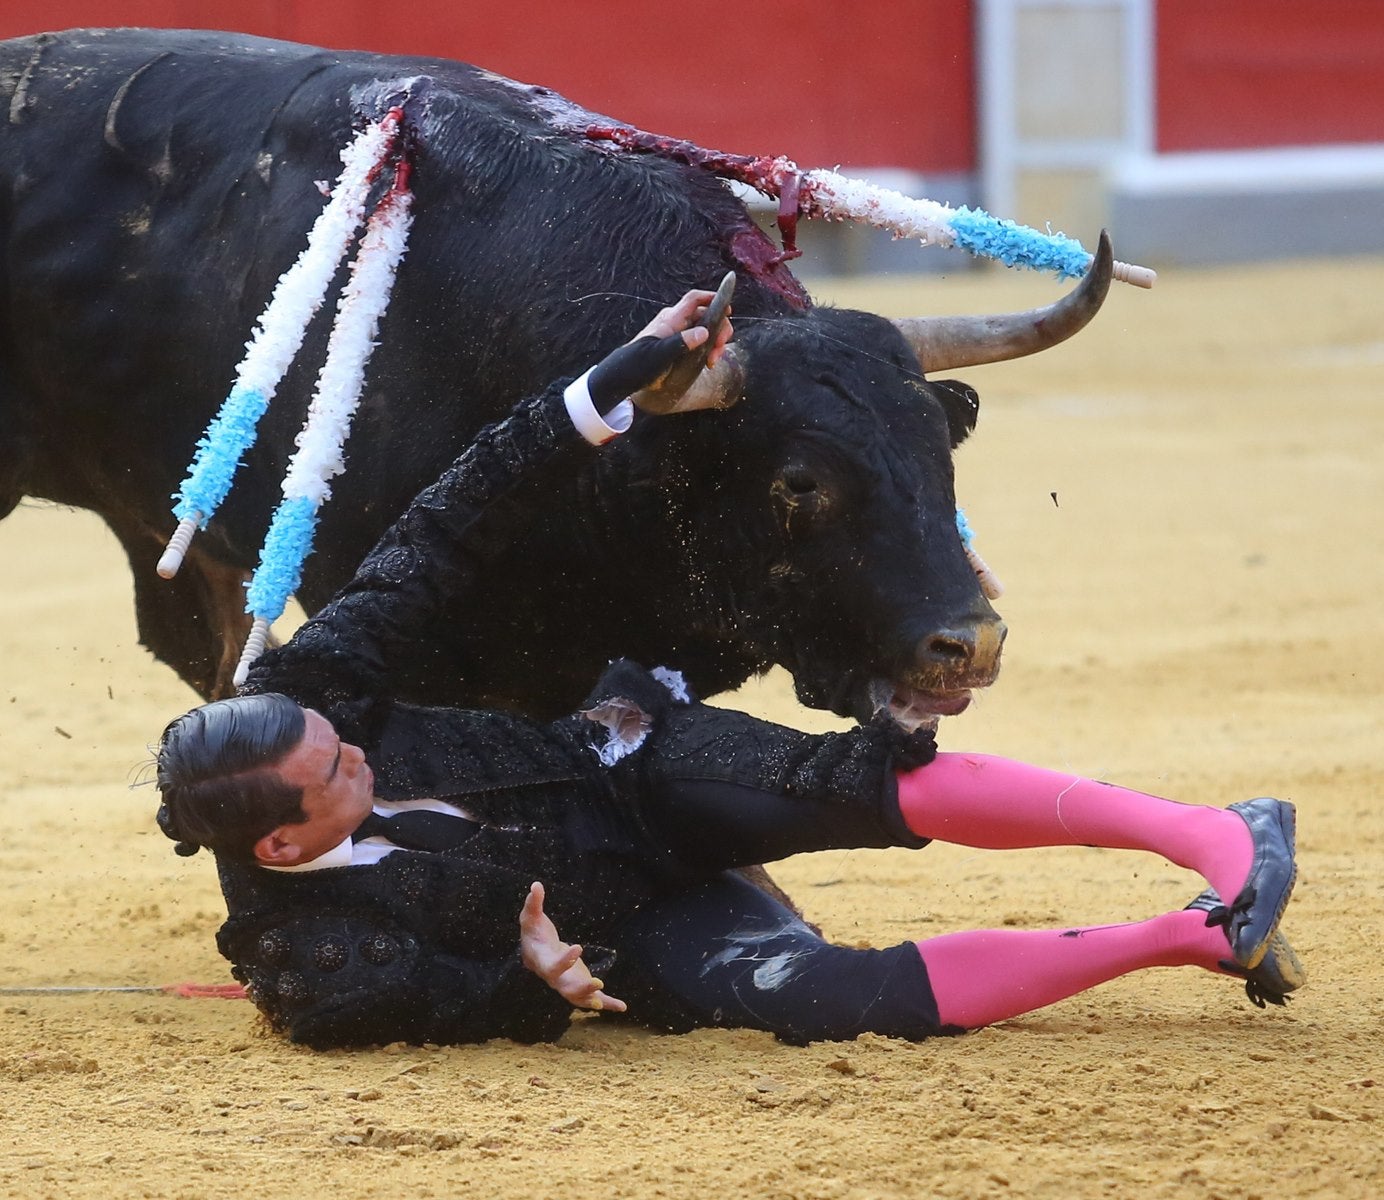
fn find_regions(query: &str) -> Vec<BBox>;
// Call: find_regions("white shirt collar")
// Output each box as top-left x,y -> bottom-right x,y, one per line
258,797 -> 475,873
260,835 -> 355,873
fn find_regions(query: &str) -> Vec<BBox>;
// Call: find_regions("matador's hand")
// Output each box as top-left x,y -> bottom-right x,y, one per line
586,287 -> 734,415
519,881 -> 628,1013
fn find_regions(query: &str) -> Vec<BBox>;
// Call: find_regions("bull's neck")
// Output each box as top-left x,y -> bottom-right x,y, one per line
586,441 -> 775,693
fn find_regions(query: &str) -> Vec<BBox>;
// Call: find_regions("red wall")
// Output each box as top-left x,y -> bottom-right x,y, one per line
16,5 -> 1376,174
1156,0 -> 1384,152
0,2 -> 977,172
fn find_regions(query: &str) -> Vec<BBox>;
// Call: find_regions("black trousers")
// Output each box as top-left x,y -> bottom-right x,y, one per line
590,705 -> 947,1042
610,869 -> 946,1043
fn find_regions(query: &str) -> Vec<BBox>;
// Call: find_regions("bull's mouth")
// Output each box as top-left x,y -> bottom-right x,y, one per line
801,660 -> 1000,731
868,679 -> 974,732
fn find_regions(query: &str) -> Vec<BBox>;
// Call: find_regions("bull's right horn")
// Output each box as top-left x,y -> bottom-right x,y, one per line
893,229 -> 1114,373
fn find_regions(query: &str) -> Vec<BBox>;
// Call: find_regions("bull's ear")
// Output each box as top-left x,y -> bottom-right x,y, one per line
933,379 -> 980,446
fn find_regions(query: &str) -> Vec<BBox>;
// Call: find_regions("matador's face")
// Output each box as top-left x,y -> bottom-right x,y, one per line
255,708 -> 376,866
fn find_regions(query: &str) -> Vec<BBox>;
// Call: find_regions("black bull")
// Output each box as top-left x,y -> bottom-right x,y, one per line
0,28 -> 1111,724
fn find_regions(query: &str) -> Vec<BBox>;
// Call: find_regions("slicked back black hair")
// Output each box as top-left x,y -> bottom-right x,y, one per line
155,693 -> 307,862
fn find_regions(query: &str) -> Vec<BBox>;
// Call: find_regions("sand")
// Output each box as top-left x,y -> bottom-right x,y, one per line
1,255 -> 1380,1198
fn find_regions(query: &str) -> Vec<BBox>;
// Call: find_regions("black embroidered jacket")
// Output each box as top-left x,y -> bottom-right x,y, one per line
218,381 -> 932,1047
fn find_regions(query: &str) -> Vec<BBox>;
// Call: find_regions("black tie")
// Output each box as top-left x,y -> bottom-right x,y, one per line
353,808 -> 480,852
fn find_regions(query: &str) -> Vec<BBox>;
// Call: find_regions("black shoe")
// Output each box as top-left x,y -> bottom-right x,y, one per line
1187,888 -> 1306,1008
1222,797 -> 1297,970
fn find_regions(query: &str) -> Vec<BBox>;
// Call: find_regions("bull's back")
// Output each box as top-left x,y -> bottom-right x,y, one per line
0,28 -> 764,524
0,27 -> 528,428
0,30 -> 388,515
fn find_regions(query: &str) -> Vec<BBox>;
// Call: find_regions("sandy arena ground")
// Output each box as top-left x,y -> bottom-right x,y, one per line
1,255 -> 1380,1198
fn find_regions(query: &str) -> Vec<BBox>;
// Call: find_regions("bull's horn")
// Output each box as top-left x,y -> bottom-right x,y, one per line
632,272 -> 746,413
633,345 -> 746,414
893,229 -> 1114,373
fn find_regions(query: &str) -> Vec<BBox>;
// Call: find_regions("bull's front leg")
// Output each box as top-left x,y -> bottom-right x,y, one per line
113,515 -> 255,699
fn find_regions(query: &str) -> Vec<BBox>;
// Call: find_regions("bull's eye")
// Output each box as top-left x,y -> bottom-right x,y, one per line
772,465 -> 827,525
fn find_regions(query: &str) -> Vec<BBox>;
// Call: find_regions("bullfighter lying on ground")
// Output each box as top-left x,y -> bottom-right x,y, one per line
154,289 -> 1304,1049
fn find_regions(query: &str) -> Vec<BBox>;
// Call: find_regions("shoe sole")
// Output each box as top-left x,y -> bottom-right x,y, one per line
1259,930 -> 1307,992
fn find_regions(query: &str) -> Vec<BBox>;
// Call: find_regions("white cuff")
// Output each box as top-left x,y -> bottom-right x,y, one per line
563,369 -> 634,445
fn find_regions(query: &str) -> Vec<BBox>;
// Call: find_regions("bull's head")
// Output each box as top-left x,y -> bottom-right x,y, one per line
636,235 -> 1112,728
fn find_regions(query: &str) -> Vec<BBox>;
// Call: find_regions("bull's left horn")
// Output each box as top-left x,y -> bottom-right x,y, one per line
633,346 -> 747,414
633,272 -> 746,413
893,229 -> 1114,373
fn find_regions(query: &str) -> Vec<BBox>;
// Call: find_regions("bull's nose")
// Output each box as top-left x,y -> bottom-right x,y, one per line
918,618 -> 1007,674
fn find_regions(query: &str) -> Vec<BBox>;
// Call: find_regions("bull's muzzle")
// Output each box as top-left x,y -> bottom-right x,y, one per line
916,615 -> 1007,681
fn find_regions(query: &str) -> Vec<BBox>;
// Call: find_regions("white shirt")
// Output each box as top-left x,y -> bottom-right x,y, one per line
261,797 -> 480,873
562,371 -> 634,445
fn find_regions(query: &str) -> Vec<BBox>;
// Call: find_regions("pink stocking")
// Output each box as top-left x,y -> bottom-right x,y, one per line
918,909 -> 1230,1030
897,753 -> 1253,910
